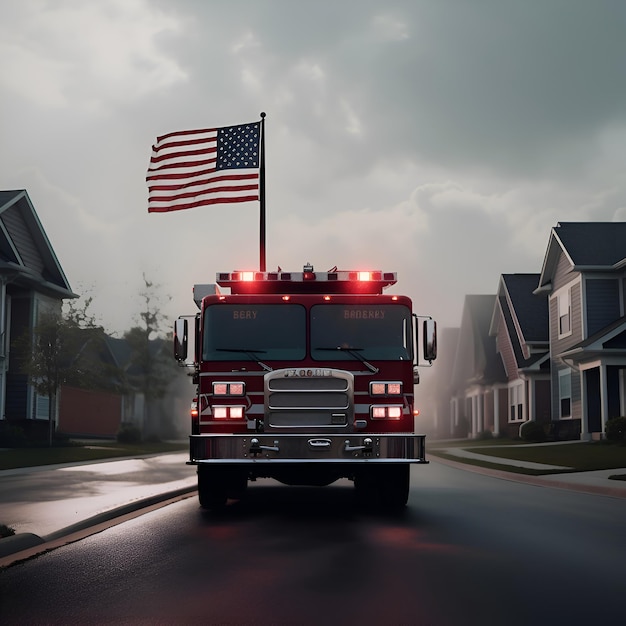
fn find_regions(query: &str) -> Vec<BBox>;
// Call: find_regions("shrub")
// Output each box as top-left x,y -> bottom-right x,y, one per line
476,430 -> 494,440
0,524 -> 16,538
117,424 -> 142,444
0,423 -> 27,448
520,420 -> 546,443
605,417 -> 626,443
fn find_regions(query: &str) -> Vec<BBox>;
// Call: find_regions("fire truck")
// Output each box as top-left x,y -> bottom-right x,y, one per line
174,264 -> 437,511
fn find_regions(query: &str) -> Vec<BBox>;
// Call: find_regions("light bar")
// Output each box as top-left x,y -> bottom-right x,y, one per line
216,266 -> 397,295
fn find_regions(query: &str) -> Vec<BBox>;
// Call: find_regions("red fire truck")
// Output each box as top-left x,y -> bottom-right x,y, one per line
174,264 -> 437,510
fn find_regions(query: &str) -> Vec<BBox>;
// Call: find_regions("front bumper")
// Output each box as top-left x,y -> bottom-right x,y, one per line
188,433 -> 427,465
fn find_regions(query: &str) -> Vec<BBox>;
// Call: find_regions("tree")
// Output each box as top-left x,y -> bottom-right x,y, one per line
18,309 -> 83,446
18,296 -> 120,446
123,275 -> 178,438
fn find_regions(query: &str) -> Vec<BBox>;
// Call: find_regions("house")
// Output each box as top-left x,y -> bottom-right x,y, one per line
489,274 -> 551,438
0,190 -> 75,435
536,222 -> 626,440
57,327 -> 125,438
449,295 -> 507,438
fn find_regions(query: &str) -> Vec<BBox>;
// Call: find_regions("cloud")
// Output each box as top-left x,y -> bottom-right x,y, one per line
0,0 -> 186,112
2,0 -> 626,337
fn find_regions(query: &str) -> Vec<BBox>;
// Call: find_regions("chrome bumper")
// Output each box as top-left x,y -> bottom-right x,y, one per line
188,433 -> 427,464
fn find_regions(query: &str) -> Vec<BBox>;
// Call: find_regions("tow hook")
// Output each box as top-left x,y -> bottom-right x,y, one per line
249,438 -> 280,456
344,437 -> 373,454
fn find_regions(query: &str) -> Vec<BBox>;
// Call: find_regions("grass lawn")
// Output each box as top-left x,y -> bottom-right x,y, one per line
0,440 -> 187,471
428,439 -> 626,474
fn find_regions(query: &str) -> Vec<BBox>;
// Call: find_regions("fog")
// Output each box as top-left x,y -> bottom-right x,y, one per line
2,0 -> 625,341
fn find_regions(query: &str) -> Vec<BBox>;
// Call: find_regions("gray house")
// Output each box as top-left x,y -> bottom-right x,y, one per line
536,222 -> 626,440
0,190 -> 75,429
449,295 -> 507,438
489,274 -> 551,437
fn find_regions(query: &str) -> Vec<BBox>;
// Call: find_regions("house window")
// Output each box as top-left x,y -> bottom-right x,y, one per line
509,382 -> 524,422
558,369 -> 572,418
558,289 -> 571,337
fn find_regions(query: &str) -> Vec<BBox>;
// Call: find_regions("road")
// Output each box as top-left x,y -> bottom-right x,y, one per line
2,461 -> 625,625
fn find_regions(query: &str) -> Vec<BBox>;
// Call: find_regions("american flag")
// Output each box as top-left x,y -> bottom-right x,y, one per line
147,122 -> 261,212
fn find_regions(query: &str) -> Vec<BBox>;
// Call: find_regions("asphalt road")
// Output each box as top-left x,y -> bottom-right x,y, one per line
1,461 -> 625,626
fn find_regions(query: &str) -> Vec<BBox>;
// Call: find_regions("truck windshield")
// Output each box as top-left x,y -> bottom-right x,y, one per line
310,304 -> 412,361
203,304 -> 306,361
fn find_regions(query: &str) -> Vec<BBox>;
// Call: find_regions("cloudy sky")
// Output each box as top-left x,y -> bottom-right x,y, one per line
1,0 -> 626,336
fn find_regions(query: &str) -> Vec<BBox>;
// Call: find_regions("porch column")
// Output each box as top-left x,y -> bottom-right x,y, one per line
527,378 -> 535,421
580,370 -> 590,441
471,395 -> 478,437
600,363 -> 609,435
493,388 -> 500,436
449,397 -> 456,437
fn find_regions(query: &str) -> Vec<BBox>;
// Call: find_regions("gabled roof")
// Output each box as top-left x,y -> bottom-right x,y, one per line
0,189 -> 75,298
537,222 -> 626,291
502,274 -> 549,343
490,274 -> 549,372
559,315 -> 626,365
451,295 -> 507,389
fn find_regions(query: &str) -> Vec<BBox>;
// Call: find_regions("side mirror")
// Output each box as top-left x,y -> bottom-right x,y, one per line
423,319 -> 437,362
174,318 -> 188,362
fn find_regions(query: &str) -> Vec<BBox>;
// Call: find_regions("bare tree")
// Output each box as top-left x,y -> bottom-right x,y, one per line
124,275 -> 177,438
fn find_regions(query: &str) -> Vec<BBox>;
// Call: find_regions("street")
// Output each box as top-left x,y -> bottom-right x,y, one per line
1,460 -> 625,625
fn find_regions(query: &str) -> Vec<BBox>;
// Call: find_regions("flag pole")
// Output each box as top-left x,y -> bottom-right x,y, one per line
259,112 -> 266,272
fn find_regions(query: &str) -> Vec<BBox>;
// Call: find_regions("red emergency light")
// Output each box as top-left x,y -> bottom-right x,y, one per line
216,265 -> 397,295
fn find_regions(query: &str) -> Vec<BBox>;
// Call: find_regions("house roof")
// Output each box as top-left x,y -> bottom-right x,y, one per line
559,315 -> 626,365
491,274 -> 549,372
0,189 -> 75,299
451,294 -> 507,390
538,222 -> 626,290
501,274 -> 549,343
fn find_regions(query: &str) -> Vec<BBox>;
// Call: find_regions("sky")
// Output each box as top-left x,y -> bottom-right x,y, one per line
1,0 -> 626,337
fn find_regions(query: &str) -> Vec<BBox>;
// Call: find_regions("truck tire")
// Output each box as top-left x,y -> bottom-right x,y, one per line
197,466 -> 228,511
354,464 -> 410,511
378,464 -> 410,510
197,466 -> 248,510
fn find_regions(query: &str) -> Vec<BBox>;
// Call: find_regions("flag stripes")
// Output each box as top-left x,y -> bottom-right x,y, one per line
147,122 -> 260,212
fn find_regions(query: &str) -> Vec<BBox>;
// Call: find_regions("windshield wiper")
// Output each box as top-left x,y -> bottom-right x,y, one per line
316,347 -> 379,374
216,348 -> 273,371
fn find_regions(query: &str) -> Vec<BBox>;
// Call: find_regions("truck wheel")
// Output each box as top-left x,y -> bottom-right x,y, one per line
378,464 -> 410,510
197,466 -> 227,511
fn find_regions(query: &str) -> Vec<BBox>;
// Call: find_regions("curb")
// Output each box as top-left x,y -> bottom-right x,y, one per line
431,454 -> 626,499
0,485 -> 197,566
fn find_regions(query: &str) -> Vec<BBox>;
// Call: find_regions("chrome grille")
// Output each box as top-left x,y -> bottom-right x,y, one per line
265,369 -> 354,429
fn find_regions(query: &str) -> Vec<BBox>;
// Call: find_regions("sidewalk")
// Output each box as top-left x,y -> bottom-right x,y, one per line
430,445 -> 626,499
0,452 -> 198,563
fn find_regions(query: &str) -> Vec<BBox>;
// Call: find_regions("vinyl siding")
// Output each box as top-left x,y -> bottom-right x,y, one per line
553,251 -> 574,290
586,278 -> 621,336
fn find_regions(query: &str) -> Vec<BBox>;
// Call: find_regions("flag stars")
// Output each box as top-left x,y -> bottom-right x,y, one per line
217,123 -> 260,170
